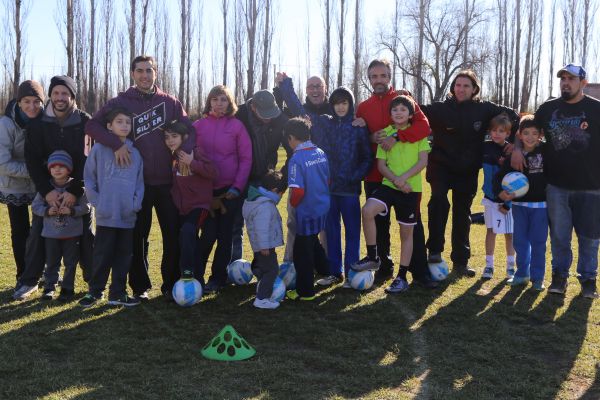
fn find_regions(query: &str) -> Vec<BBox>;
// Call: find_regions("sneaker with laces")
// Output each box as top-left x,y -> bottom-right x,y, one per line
385,277 -> 409,294
548,274 -> 568,295
108,295 -> 141,307
57,289 -> 75,302
454,264 -> 476,277
204,280 -> 225,294
342,279 -> 352,289
78,293 -> 101,308
286,289 -> 315,301
531,280 -> 545,291
482,267 -> 494,280
351,256 -> 381,272
13,284 -> 38,300
506,268 -> 516,280
253,298 -> 280,309
316,275 -> 341,286
41,289 -> 55,300
181,269 -> 194,280
134,291 -> 150,302
580,279 -> 599,299
508,276 -> 530,286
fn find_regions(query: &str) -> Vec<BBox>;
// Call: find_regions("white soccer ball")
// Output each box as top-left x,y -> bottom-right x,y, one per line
501,172 -> 529,198
227,259 -> 253,285
278,262 -> 296,290
347,269 -> 375,291
172,278 -> 203,307
428,261 -> 450,282
257,276 -> 286,303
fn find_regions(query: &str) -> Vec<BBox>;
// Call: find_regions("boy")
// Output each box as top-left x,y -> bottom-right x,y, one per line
352,95 -> 429,294
277,75 -> 372,287
284,118 -> 330,301
481,114 -> 516,279
242,170 -> 285,309
80,108 -> 144,307
164,120 -> 216,286
31,150 -> 90,301
495,115 -> 547,290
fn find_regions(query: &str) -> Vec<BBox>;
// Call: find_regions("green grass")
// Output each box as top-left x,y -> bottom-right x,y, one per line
1,166 -> 599,399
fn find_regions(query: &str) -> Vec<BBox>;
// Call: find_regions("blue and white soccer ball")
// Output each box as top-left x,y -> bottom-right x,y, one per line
257,276 -> 286,303
428,260 -> 450,282
278,262 -> 296,290
347,269 -> 375,291
501,172 -> 529,198
172,278 -> 203,307
227,259 -> 253,285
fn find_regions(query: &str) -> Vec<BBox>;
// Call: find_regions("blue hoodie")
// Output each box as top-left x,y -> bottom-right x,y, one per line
279,79 -> 372,196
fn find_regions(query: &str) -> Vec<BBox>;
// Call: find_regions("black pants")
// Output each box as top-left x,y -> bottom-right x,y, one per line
408,194 -> 432,281
89,226 -> 133,300
130,184 -> 180,295
6,203 -> 30,282
252,249 -> 279,300
364,181 -> 394,270
44,237 -> 79,291
293,233 -> 329,297
198,189 -> 242,286
426,165 -> 478,265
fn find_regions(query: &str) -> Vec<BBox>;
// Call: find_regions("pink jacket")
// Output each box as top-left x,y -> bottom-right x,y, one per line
192,115 -> 252,192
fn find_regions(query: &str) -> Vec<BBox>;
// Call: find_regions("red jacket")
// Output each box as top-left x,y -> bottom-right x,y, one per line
356,87 -> 430,182
171,147 -> 218,215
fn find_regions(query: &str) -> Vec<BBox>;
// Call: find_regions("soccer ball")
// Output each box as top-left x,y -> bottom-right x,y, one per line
172,278 -> 203,307
347,269 -> 375,291
257,276 -> 286,303
428,261 -> 450,282
501,172 -> 529,198
278,262 -> 296,290
227,259 -> 253,285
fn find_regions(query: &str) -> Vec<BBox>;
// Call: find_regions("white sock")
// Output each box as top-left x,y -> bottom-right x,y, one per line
485,255 -> 494,269
507,255 -> 515,270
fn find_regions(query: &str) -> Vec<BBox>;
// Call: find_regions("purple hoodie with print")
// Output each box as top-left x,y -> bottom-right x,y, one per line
85,86 -> 192,185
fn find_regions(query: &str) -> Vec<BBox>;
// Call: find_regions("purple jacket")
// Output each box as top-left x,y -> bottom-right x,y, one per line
192,115 -> 252,192
171,147 -> 218,215
85,86 -> 192,186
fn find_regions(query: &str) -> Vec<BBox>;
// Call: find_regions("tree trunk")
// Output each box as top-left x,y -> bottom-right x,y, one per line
323,0 -> 331,90
245,0 -> 258,98
511,0 -> 521,110
88,0 -> 97,113
12,0 -> 22,97
337,0 -> 346,88
260,0 -> 272,89
222,0 -> 228,85
179,0 -> 187,102
415,0 -> 425,101
140,0 -> 150,55
519,0 -> 533,113
67,0 -> 74,77
129,0 -> 136,86
352,0 -> 361,102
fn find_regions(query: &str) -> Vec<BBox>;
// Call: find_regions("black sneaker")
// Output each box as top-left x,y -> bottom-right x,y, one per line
351,256 -> 381,272
78,293 -> 101,308
204,280 -> 225,294
41,289 -> 55,300
385,277 -> 409,294
181,270 -> 194,280
428,253 -> 443,264
413,277 -> 440,289
374,267 -> 394,282
548,274 -> 568,295
580,279 -> 598,299
134,291 -> 150,302
108,295 -> 141,307
57,288 -> 74,302
454,264 -> 476,277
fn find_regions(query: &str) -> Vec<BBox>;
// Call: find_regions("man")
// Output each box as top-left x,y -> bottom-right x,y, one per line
515,64 -> 599,298
14,75 -> 94,300
417,70 -> 518,276
230,89 -> 290,263
86,55 -> 192,301
355,59 -> 434,286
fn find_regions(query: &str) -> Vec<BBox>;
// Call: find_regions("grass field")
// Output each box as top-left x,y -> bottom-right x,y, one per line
1,166 -> 599,399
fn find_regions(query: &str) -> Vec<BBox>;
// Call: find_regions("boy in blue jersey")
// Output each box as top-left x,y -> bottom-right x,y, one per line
481,114 -> 516,280
285,118 -> 330,300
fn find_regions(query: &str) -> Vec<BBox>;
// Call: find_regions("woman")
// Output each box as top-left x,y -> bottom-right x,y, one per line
193,85 -> 252,293
0,80 -> 45,285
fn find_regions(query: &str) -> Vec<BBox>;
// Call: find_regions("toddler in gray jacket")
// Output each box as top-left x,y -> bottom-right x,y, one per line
242,170 -> 284,309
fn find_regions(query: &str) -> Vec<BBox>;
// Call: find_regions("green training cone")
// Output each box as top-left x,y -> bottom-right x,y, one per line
201,325 -> 256,361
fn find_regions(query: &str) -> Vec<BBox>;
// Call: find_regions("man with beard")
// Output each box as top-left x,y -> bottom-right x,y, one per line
86,55 -> 192,301
14,75 -> 94,300
513,64 -> 599,298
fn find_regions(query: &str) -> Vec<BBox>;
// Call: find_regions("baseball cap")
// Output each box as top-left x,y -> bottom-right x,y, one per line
251,90 -> 281,119
556,64 -> 586,79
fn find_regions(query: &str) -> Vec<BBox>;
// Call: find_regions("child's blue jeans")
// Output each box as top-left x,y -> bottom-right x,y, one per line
325,194 -> 361,278
512,205 -> 548,282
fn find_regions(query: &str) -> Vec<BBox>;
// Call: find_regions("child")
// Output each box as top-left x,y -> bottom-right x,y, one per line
481,114 -> 516,279
285,118 -> 330,301
352,95 -> 429,294
495,115 -> 547,290
80,108 -> 144,307
242,169 -> 284,309
277,75 -> 372,287
164,120 -> 216,286
31,150 -> 90,301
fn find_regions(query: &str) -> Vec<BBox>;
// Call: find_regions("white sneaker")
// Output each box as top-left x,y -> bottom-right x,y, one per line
316,275 -> 341,286
253,298 -> 280,309
13,284 -> 38,300
482,267 -> 494,280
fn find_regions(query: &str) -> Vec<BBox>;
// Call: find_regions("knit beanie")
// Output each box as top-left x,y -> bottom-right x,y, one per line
17,80 -> 45,103
47,150 -> 73,172
48,75 -> 77,98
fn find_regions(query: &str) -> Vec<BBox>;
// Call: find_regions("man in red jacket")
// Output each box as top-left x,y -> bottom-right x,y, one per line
355,59 -> 435,287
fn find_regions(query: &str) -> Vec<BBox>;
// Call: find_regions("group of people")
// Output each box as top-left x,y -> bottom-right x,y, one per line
1,55 -> 598,311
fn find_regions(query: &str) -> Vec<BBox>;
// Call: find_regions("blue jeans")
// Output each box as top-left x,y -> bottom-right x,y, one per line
325,195 -> 361,277
512,205 -> 548,282
546,184 -> 600,281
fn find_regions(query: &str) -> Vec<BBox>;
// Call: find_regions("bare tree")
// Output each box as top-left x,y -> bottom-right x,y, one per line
87,0 -> 97,113
233,1 -> 246,102
519,0 -> 533,112
222,0 -> 228,85
67,0 -> 74,77
244,0 -> 260,98
336,0 -> 348,87
101,0 -> 114,104
352,0 -> 363,102
512,0 -> 521,110
322,0 -> 332,90
11,0 -> 24,97
127,0 -> 136,85
260,0 -> 274,89
140,0 -> 151,55
178,0 -> 188,102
